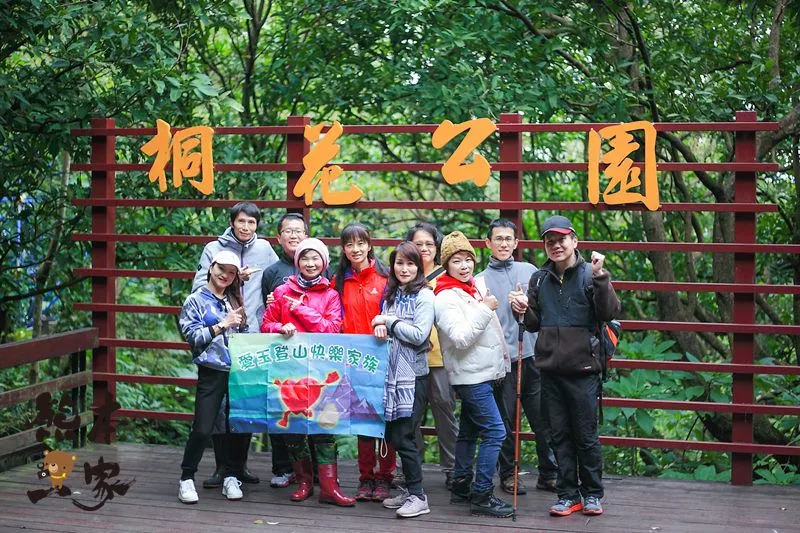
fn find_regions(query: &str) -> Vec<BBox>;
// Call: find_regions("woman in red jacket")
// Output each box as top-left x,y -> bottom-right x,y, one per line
261,238 -> 355,507
333,222 -> 394,502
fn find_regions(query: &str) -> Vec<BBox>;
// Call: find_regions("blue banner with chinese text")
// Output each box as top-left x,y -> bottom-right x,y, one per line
228,333 -> 389,438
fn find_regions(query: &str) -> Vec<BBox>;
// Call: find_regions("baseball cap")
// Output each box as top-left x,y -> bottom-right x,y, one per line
540,215 -> 575,237
211,250 -> 241,268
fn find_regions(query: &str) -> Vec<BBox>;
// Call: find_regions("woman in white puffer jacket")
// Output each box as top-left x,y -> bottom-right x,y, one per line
433,231 -> 513,519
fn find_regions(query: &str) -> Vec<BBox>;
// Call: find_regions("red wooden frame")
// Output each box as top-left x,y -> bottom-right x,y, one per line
69,112 -> 798,485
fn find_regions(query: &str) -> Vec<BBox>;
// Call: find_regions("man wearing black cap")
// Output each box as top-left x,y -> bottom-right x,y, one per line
511,215 -> 620,517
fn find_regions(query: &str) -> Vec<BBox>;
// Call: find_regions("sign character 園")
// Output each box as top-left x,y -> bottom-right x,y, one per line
588,121 -> 660,210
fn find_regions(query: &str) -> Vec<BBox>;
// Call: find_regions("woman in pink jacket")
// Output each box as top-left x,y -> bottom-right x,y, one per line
260,238 -> 355,507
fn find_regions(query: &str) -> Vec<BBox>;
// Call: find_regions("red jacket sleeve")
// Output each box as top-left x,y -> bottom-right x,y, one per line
291,289 -> 343,333
260,287 -> 286,333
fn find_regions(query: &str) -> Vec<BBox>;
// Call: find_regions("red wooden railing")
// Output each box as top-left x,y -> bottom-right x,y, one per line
70,111 -> 800,485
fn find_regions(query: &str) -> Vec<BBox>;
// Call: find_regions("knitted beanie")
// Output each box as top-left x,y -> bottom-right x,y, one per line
294,238 -> 330,271
440,231 -> 475,266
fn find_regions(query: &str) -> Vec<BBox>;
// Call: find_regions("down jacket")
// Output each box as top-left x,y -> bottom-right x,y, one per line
260,275 -> 343,334
434,286 -> 509,386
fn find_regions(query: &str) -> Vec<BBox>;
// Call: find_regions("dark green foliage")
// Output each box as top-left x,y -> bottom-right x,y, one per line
1,0 -> 798,482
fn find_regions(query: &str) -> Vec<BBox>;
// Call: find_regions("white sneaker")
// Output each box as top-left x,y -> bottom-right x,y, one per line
396,494 -> 430,518
383,487 -> 410,509
222,476 -> 243,500
178,479 -> 198,504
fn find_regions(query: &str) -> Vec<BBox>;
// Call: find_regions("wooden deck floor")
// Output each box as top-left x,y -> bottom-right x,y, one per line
0,443 -> 797,532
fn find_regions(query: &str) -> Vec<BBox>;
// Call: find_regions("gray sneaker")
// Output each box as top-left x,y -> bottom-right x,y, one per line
383,487 -> 410,509
396,494 -> 430,518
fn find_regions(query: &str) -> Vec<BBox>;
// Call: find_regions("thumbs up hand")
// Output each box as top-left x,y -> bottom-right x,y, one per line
509,282 -> 529,314
482,288 -> 499,311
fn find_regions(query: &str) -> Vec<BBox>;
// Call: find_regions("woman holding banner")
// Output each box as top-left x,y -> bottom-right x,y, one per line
260,238 -> 355,507
333,222 -> 395,502
371,242 -> 434,518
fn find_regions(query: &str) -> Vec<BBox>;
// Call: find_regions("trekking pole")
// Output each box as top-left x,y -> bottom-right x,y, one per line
512,312 -> 524,522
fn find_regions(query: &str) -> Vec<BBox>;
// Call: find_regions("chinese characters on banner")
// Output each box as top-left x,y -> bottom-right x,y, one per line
140,118 -> 660,210
228,332 -> 389,438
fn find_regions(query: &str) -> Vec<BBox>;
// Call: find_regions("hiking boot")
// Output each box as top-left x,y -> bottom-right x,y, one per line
549,497 -> 582,516
356,479 -> 374,501
373,479 -> 391,501
582,496 -> 603,515
270,471 -> 295,488
396,494 -> 430,518
444,471 -> 453,490
500,475 -> 527,495
222,476 -> 243,501
470,488 -> 514,518
450,475 -> 471,504
178,479 -> 198,504
383,487 -> 410,509
535,476 -> 557,492
202,467 -> 223,489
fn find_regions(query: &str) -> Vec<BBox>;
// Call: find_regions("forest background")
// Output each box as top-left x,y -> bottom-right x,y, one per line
1,0 -> 798,484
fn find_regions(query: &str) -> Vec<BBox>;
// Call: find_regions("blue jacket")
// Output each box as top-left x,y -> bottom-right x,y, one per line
179,286 -> 248,371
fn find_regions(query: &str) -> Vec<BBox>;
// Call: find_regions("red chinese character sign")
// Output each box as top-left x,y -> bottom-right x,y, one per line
141,119 -> 215,194
431,118 -> 497,186
294,121 -> 363,205
588,121 -> 660,210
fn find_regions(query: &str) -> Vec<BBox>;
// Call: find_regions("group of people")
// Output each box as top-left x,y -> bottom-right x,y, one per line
176,202 -> 620,520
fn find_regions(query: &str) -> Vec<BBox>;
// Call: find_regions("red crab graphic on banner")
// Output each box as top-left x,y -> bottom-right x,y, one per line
273,370 -> 340,428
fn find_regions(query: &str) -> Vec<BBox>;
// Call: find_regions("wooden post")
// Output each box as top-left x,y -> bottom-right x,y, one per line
90,117 -> 117,443
731,110 -> 757,485
286,116 -> 311,222
499,113 -> 524,257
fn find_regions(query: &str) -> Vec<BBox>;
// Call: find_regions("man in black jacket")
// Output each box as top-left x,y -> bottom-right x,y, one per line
512,215 -> 620,517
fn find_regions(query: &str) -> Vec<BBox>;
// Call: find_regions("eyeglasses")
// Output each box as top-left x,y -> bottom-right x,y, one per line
413,241 -> 437,249
280,228 -> 306,236
491,236 -> 516,244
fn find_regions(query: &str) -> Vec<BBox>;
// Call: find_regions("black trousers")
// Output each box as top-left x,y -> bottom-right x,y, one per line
409,375 -> 430,462
495,358 -> 558,480
386,416 -> 424,497
180,365 -> 247,480
270,434 -> 293,476
541,372 -> 603,500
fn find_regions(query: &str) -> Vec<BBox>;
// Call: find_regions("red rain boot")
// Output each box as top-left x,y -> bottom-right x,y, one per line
289,459 -> 313,502
318,463 -> 355,507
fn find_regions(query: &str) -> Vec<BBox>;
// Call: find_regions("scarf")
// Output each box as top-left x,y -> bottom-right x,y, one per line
296,274 -> 323,289
433,273 -> 480,299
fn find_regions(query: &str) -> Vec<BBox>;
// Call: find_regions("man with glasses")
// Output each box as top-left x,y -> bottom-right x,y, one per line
475,218 -> 559,497
512,215 -> 620,517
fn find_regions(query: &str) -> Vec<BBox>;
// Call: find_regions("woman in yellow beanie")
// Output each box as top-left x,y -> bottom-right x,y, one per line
433,231 -> 513,518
